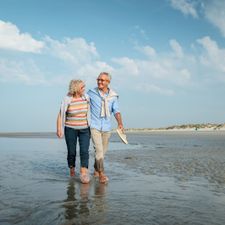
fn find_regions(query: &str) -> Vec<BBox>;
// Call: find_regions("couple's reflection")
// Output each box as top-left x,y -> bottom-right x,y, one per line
64,179 -> 90,221
63,178 -> 107,223
93,181 -> 107,215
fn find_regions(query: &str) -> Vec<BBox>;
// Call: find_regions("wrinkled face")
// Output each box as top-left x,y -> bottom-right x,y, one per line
97,74 -> 110,90
77,82 -> 85,96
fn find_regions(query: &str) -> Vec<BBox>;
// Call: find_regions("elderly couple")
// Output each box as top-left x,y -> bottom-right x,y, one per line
56,72 -> 124,184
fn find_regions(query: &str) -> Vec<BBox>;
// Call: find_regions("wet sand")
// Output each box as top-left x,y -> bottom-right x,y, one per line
1,132 -> 225,225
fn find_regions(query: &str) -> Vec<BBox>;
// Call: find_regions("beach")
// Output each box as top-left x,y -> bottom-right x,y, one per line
1,131 -> 225,225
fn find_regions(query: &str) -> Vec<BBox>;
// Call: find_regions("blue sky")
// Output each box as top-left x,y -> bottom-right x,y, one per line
0,0 -> 225,132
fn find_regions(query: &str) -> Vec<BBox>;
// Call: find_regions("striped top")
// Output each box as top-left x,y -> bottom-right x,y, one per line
65,97 -> 88,129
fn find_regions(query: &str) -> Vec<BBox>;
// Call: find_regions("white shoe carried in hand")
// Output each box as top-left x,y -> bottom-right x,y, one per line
116,128 -> 128,144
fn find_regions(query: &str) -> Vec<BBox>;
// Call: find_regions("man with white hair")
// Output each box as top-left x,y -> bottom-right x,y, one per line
87,72 -> 124,183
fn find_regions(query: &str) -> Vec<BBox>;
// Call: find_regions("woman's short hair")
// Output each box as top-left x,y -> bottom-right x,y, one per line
68,79 -> 84,95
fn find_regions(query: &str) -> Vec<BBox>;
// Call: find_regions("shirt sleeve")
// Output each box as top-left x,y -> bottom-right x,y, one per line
112,97 -> 120,115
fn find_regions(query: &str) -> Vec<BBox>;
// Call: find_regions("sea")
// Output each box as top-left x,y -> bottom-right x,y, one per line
0,131 -> 225,225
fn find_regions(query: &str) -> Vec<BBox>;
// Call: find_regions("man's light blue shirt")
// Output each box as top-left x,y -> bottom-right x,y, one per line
87,88 -> 120,131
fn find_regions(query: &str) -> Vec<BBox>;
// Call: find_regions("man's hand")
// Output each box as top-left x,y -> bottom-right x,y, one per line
118,124 -> 124,132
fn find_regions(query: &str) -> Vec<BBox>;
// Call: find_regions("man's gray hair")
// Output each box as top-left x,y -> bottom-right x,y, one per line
99,72 -> 111,81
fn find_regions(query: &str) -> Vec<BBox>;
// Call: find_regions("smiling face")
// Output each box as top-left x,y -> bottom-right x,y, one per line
97,73 -> 110,91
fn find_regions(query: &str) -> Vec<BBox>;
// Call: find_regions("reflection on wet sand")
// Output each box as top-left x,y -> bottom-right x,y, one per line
62,178 -> 108,224
93,181 -> 107,214
63,179 -> 90,222
94,182 -> 107,196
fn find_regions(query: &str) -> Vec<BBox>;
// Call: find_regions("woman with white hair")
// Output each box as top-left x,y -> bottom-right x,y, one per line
57,79 -> 90,183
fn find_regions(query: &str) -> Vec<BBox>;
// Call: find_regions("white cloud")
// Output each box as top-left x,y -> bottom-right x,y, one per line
112,44 -> 191,94
137,60 -> 170,79
44,36 -> 99,65
170,39 -> 184,58
169,0 -> 225,39
1,19 -> 225,95
169,0 -> 198,18
204,0 -> 225,38
0,20 -> 44,53
43,36 -> 113,85
112,57 -> 139,76
136,83 -> 174,96
0,20 -> 113,85
197,36 -> 218,54
197,36 -> 225,73
111,36 -> 225,93
136,45 -> 156,58
180,68 -> 191,80
0,59 -> 46,85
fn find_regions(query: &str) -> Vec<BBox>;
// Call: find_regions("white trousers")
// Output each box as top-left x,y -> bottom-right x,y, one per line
91,128 -> 111,172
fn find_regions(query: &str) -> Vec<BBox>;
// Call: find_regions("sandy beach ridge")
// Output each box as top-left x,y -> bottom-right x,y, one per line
123,123 -> 225,132
0,123 -> 225,137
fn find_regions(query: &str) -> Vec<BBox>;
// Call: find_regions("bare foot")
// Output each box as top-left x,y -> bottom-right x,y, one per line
94,170 -> 99,177
80,167 -> 90,184
70,167 -> 75,177
99,172 -> 109,184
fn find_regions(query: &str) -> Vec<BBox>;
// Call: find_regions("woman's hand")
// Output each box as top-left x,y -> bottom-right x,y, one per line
56,111 -> 63,138
57,129 -> 63,138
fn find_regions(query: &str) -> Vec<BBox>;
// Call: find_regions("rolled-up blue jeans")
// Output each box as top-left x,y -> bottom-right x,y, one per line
64,126 -> 90,169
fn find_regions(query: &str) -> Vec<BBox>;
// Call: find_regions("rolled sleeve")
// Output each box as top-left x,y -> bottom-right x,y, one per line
112,97 -> 120,116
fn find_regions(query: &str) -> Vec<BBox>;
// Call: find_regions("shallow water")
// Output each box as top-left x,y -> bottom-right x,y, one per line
0,131 -> 225,225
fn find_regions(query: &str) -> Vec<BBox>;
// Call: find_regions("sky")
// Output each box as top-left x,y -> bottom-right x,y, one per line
0,0 -> 225,132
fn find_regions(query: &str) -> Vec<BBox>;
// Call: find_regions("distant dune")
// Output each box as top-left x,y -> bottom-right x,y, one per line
125,123 -> 225,132
1,123 -> 225,137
